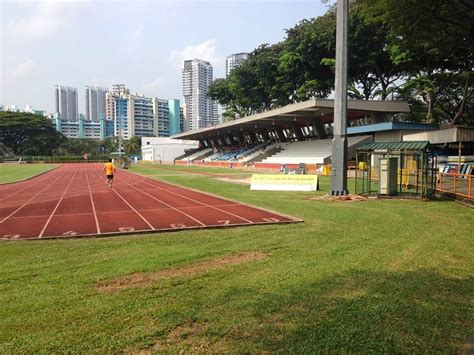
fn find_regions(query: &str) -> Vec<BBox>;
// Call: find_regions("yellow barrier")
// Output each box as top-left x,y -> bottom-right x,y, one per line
323,165 -> 332,176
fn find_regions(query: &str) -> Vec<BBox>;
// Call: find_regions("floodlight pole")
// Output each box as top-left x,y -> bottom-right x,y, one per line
331,0 -> 349,196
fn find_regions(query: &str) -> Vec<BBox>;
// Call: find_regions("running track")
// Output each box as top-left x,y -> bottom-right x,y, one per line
0,164 -> 300,240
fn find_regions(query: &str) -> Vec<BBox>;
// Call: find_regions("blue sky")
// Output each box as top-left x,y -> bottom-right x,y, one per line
1,0 -> 331,113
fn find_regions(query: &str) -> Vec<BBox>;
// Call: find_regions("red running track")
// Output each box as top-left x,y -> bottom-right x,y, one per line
0,164 -> 301,240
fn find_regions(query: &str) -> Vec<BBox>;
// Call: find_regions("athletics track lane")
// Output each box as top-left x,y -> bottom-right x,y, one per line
0,164 -> 301,240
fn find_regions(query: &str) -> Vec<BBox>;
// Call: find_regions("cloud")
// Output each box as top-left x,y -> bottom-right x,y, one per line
124,26 -> 144,54
142,77 -> 168,96
6,1 -> 87,40
169,39 -> 220,69
8,59 -> 35,81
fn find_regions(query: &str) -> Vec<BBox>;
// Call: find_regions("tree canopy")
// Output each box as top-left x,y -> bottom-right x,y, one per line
208,0 -> 473,125
0,112 -> 66,155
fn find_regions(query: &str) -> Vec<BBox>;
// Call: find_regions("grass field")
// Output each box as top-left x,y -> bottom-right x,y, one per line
0,164 -> 58,184
0,163 -> 473,353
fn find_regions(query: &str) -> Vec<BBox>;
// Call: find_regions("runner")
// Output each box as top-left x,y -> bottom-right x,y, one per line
104,158 -> 115,188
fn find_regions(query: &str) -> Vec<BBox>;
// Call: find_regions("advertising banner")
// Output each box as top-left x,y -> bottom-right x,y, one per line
250,174 -> 319,191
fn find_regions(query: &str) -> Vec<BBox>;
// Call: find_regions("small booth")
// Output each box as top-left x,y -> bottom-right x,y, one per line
355,141 -> 435,198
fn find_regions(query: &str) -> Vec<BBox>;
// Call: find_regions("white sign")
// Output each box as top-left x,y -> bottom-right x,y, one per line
250,174 -> 319,191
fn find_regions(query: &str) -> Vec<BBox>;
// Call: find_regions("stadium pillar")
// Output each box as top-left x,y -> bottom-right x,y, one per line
313,122 -> 328,139
262,130 -> 271,142
276,129 -> 287,142
331,0 -> 349,196
292,123 -> 305,141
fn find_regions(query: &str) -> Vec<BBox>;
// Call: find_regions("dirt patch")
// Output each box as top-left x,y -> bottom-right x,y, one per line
97,251 -> 269,293
310,194 -> 368,202
214,177 -> 252,185
127,321 -> 231,354
461,333 -> 474,355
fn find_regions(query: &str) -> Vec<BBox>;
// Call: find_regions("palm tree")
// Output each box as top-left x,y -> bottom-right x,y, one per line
123,136 -> 140,155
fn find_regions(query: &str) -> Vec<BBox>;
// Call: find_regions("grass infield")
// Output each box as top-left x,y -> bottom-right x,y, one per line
0,164 -> 59,184
0,163 -> 472,352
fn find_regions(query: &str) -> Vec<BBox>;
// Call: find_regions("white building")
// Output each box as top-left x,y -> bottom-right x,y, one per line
225,52 -> 248,77
85,86 -> 107,122
141,137 -> 199,163
182,59 -> 218,131
55,85 -> 78,121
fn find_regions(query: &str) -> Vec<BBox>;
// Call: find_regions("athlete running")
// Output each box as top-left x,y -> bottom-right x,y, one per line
104,158 -> 115,188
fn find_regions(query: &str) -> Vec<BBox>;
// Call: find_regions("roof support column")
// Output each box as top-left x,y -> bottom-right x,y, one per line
313,121 -> 328,139
331,0 -> 349,196
292,123 -> 305,141
276,128 -> 287,142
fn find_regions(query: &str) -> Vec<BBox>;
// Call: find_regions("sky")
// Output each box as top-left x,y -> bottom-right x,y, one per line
1,0 -> 331,113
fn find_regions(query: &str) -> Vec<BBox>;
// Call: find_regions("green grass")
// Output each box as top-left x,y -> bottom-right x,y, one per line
0,164 -> 59,184
1,164 -> 472,353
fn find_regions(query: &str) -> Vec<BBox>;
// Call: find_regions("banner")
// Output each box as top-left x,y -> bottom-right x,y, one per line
250,174 -> 319,191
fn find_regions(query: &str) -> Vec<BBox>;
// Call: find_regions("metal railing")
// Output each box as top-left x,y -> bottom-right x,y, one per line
437,172 -> 473,199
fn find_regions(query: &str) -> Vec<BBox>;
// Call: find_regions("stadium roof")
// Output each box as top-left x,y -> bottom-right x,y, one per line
347,122 -> 435,135
403,126 -> 474,144
172,99 -> 411,141
357,141 -> 430,151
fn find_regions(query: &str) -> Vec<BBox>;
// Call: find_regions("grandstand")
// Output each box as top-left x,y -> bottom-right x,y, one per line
182,148 -> 213,162
167,99 -> 435,169
261,136 -> 371,165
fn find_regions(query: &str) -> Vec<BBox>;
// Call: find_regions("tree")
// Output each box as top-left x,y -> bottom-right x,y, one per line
54,138 -> 101,156
0,112 -> 65,155
123,136 -> 140,155
360,0 -> 474,124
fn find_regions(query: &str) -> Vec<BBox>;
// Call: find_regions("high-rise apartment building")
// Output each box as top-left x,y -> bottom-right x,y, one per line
113,94 -> 182,140
225,52 -> 248,77
106,84 -> 130,119
85,86 -> 107,122
182,59 -> 218,131
55,85 -> 78,121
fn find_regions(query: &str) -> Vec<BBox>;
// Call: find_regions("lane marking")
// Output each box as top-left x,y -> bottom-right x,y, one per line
0,166 -> 64,203
62,231 -> 78,236
91,170 -> 155,230
137,179 -> 254,223
118,227 -> 135,232
0,171 -> 71,224
114,173 -> 206,227
218,220 -> 230,225
128,169 -> 302,222
263,217 -> 280,222
170,223 -> 186,228
38,170 -> 79,238
1,234 -> 20,240
84,165 -> 101,234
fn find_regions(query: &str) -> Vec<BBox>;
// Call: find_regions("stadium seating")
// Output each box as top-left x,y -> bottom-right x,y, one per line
179,148 -> 213,162
261,136 -> 371,165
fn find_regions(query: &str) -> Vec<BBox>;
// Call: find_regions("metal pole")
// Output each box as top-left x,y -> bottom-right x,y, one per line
331,0 -> 349,196
118,112 -> 122,159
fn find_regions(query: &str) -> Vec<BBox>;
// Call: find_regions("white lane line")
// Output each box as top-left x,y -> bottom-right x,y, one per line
0,167 -> 64,203
84,165 -> 101,234
0,170 -> 70,224
38,170 -> 79,238
111,189 -> 156,230
91,170 -> 156,230
137,179 -> 254,224
117,173 -> 207,227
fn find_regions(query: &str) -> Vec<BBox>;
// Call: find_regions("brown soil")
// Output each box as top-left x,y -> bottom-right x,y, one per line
131,322 -> 212,354
461,333 -> 474,355
96,251 -> 269,293
309,194 -> 368,202
213,177 -> 252,185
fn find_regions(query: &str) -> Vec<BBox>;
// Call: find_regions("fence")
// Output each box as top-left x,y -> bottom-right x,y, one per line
437,172 -> 473,199
0,155 -> 110,163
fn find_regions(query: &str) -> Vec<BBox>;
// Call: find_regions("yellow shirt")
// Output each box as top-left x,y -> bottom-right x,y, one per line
104,162 -> 114,175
